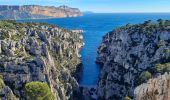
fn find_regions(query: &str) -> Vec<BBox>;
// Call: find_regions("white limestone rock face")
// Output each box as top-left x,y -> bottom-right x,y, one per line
96,20 -> 170,100
134,73 -> 170,100
0,21 -> 84,100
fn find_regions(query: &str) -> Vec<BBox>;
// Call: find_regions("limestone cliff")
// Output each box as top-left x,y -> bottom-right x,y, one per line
0,5 -> 82,20
96,20 -> 170,100
0,77 -> 17,100
0,20 -> 83,100
134,73 -> 170,100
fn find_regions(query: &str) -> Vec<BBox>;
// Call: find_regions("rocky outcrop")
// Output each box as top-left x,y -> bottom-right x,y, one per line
0,77 -> 18,100
0,5 -> 82,20
134,73 -> 170,100
0,20 -> 83,100
96,20 -> 170,100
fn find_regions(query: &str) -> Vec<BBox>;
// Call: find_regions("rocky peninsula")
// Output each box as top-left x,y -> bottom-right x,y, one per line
0,5 -> 82,20
0,20 -> 83,100
96,20 -> 170,100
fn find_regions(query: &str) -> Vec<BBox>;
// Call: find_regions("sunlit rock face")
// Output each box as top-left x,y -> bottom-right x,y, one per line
0,5 -> 82,20
134,73 -> 170,100
96,20 -> 170,100
0,20 -> 83,100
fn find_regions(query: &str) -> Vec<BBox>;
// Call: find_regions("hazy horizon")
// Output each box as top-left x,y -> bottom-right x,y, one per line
0,0 -> 170,13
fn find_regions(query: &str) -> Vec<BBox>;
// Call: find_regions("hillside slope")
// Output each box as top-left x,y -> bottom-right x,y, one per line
0,20 -> 83,100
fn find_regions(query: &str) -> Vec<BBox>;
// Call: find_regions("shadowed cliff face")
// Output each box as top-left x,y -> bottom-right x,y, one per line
96,20 -> 170,100
0,20 -> 83,100
0,5 -> 82,20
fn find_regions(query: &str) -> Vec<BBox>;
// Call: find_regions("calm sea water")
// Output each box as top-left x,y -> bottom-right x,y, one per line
18,13 -> 170,86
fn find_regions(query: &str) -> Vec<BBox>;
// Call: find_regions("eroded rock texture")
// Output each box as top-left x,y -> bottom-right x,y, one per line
0,77 -> 17,100
0,20 -> 83,100
96,20 -> 170,100
134,73 -> 170,100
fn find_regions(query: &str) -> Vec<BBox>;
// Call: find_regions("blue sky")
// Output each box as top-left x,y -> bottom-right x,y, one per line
0,0 -> 170,13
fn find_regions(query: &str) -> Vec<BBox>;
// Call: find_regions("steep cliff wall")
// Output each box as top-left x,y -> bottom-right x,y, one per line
0,20 -> 83,100
96,20 -> 170,100
134,73 -> 170,100
0,5 -> 82,20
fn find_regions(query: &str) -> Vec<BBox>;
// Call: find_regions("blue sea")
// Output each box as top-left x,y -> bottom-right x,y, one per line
18,13 -> 170,87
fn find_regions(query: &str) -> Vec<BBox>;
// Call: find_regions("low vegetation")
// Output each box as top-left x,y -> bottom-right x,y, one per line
0,77 -> 5,89
164,48 -> 170,53
124,96 -> 132,100
155,62 -> 170,73
138,71 -> 152,85
25,82 -> 55,100
0,20 -> 16,29
158,40 -> 167,47
119,19 -> 170,35
0,30 -> 10,40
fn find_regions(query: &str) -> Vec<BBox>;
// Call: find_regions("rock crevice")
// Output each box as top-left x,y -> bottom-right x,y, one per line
0,20 -> 83,100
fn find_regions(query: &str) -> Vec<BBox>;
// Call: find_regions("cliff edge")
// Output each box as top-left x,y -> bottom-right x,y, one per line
0,5 -> 82,20
96,20 -> 170,100
0,20 -> 83,100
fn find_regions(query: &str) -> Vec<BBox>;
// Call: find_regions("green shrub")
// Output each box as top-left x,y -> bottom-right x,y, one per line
158,40 -> 167,47
138,71 -> 152,84
14,46 -> 25,57
155,62 -> 170,73
157,19 -> 164,26
0,78 -> 5,89
164,20 -> 170,26
0,30 -> 10,40
25,82 -> 55,100
0,21 -> 16,29
124,96 -> 132,100
143,20 -> 152,26
164,48 -> 170,53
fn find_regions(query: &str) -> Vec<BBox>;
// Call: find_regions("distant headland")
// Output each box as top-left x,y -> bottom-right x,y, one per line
0,5 -> 82,20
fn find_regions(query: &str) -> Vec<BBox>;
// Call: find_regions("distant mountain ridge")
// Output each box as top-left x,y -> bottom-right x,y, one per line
0,5 -> 82,20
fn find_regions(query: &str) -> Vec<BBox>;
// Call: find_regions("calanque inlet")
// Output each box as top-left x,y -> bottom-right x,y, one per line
1,20 -> 170,100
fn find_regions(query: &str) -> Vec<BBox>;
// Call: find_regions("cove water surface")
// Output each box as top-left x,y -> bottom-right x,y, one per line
19,13 -> 170,86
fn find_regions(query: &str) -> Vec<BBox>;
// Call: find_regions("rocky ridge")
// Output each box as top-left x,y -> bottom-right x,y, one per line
96,20 -> 170,100
0,20 -> 83,100
0,5 -> 82,20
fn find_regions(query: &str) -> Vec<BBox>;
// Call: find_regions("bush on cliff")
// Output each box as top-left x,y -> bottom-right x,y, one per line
155,62 -> 170,73
164,48 -> 170,53
124,96 -> 132,100
158,40 -> 167,47
0,30 -> 10,40
0,20 -> 16,29
0,77 -> 5,89
138,71 -> 152,85
25,82 -> 55,100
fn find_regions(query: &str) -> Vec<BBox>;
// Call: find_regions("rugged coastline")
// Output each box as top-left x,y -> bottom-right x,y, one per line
0,20 -> 84,100
96,20 -> 170,100
1,18 -> 170,100
0,5 -> 82,20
